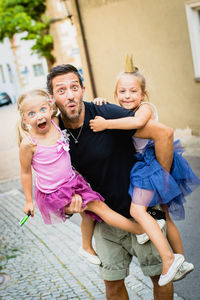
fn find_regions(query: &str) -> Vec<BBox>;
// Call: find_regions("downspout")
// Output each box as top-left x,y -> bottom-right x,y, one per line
73,0 -> 97,98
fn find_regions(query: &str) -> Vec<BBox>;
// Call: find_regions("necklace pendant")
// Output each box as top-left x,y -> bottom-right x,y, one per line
75,140 -> 78,144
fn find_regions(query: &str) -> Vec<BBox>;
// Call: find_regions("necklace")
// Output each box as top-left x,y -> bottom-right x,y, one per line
67,124 -> 83,144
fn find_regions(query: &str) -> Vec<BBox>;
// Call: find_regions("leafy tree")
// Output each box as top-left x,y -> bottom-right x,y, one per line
0,0 -> 55,69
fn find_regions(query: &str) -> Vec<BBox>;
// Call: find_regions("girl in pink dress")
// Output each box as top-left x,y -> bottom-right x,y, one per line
17,89 -> 145,265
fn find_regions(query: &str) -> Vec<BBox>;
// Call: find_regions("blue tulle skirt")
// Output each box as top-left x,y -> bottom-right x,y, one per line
129,140 -> 200,220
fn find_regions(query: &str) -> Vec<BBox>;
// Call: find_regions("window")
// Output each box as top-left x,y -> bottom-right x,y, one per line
7,64 -> 14,83
32,64 -> 44,77
0,65 -> 5,83
185,1 -> 200,81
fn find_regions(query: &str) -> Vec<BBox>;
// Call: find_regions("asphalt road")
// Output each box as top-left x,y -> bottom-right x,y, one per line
0,103 -> 200,299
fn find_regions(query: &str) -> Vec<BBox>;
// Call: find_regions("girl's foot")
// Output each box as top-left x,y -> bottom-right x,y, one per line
173,261 -> 194,281
136,219 -> 166,244
158,254 -> 184,286
79,247 -> 101,265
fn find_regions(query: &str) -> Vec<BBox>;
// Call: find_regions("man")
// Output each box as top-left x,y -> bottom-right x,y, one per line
47,64 -> 174,300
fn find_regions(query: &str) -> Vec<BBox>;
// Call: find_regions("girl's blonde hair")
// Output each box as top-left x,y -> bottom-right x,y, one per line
16,89 -> 58,146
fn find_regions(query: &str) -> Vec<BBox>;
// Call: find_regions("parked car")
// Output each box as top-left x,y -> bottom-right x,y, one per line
0,92 -> 12,106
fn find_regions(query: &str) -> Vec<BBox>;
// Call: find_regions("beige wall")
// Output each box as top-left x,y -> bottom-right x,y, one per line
72,0 -> 200,134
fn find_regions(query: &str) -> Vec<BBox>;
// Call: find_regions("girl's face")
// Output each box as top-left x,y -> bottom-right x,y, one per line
22,95 -> 53,135
116,74 -> 145,110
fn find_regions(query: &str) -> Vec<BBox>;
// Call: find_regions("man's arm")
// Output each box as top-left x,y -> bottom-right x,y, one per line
134,119 -> 174,172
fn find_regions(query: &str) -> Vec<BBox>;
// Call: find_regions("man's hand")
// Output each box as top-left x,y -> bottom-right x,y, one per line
90,116 -> 107,132
65,194 -> 86,214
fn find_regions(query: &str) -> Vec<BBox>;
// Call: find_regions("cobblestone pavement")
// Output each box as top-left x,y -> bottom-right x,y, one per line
0,178 -> 184,300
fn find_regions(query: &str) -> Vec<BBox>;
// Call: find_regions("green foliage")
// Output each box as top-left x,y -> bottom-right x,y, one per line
0,0 -> 55,64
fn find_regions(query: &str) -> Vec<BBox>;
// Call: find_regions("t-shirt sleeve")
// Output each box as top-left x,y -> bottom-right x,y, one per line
91,102 -> 136,135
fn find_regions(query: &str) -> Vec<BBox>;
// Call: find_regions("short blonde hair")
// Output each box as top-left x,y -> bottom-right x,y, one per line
16,89 -> 58,146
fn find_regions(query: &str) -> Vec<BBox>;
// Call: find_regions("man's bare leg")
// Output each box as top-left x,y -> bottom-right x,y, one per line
105,279 -> 129,300
151,275 -> 174,300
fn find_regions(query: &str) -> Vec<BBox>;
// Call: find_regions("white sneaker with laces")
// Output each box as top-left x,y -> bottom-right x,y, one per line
158,254 -> 184,286
136,219 -> 166,245
173,261 -> 194,282
78,247 -> 101,265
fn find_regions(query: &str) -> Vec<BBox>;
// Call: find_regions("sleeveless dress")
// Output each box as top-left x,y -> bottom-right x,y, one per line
33,120 -> 104,224
128,102 -> 200,220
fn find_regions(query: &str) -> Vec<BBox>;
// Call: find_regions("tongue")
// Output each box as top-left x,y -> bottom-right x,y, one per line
38,123 -> 46,129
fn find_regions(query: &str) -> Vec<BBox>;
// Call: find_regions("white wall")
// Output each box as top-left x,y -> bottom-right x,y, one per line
0,38 -> 21,103
14,33 -> 48,93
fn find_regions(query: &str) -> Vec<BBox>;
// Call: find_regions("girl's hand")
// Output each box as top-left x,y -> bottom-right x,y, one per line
93,97 -> 108,106
90,116 -> 108,132
24,202 -> 34,217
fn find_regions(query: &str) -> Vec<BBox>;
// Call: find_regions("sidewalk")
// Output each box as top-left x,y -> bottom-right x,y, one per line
0,178 -> 184,300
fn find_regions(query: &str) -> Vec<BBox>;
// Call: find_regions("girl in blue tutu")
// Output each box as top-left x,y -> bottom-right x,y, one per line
90,55 -> 199,285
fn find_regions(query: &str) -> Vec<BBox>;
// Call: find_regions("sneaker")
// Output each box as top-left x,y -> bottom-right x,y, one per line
158,254 -> 184,286
136,219 -> 166,245
78,247 -> 101,265
173,261 -> 194,282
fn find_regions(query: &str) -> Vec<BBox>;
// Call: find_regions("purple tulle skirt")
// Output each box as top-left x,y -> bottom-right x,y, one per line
34,173 -> 104,224
129,140 -> 200,220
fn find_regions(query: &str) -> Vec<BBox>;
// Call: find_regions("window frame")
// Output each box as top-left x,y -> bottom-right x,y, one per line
32,63 -> 44,77
185,1 -> 200,81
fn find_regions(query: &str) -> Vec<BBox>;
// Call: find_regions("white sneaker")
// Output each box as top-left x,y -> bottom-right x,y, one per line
136,219 -> 166,245
173,261 -> 194,282
78,247 -> 101,265
158,254 -> 184,286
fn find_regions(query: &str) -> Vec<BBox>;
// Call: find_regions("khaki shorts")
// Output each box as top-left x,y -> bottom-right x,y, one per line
94,218 -> 165,281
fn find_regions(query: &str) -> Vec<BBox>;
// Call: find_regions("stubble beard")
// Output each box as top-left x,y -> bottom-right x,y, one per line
61,100 -> 83,123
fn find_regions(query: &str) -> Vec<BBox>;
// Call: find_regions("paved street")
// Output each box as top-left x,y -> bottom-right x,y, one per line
0,178 -> 185,300
0,104 -> 200,299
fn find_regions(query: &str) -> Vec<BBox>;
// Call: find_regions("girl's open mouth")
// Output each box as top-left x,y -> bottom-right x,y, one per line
38,122 -> 46,129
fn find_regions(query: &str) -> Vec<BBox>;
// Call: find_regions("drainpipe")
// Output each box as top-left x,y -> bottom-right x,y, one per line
71,0 -> 97,99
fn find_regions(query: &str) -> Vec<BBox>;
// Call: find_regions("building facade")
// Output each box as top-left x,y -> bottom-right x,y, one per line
70,0 -> 200,135
0,38 -> 20,103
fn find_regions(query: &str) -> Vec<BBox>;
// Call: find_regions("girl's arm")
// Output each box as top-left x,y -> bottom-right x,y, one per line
90,103 -> 153,132
19,139 -> 35,217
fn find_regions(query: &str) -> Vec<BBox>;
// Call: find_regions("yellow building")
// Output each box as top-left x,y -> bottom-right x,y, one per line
69,0 -> 200,135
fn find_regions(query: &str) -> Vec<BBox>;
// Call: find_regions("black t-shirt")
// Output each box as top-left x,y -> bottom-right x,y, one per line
59,101 -> 136,218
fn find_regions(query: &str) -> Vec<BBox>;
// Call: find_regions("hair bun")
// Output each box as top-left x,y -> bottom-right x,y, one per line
124,54 -> 138,73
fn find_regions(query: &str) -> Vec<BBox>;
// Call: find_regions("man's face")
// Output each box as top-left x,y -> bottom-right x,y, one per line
52,73 -> 85,121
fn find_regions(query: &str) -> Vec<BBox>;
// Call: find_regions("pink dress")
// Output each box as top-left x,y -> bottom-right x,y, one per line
33,120 -> 104,224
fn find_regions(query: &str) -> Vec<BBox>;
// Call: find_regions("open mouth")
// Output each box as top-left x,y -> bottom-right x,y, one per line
38,122 -> 47,129
67,102 -> 76,109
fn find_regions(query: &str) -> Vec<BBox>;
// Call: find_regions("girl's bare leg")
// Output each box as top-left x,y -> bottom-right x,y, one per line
130,202 -> 174,274
80,212 -> 97,255
86,201 -> 144,235
162,205 -> 184,254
